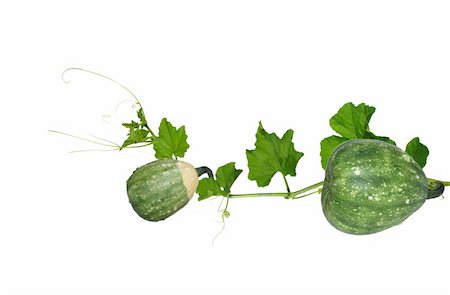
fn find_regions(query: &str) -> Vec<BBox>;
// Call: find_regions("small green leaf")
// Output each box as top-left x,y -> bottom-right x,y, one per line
246,122 -> 303,187
120,106 -> 152,149
122,121 -> 139,130
216,162 -> 243,194
197,178 -> 226,201
197,162 -> 243,201
406,137 -> 429,168
365,131 -> 396,146
320,135 -> 347,169
330,102 -> 375,139
137,107 -> 147,126
153,118 -> 190,160
121,129 -> 150,149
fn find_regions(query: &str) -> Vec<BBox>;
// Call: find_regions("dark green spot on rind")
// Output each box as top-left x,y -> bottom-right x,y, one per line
321,139 -> 428,235
126,159 -> 189,221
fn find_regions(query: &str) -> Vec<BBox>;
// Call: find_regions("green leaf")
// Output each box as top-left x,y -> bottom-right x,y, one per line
246,122 -> 304,187
365,131 -> 396,146
153,118 -> 190,160
121,128 -> 150,149
197,162 -> 243,201
216,162 -> 243,194
137,107 -> 147,126
329,102 -> 375,139
320,102 -> 396,169
320,136 -> 347,169
406,137 -> 429,168
122,121 -> 139,130
120,106 -> 152,149
197,178 -> 226,201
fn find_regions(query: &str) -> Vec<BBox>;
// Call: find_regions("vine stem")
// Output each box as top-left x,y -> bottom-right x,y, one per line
293,189 -> 322,199
228,181 -> 324,199
428,178 -> 450,186
227,179 -> 449,200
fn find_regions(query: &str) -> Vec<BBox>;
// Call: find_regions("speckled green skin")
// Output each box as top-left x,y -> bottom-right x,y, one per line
321,139 -> 428,235
127,159 -> 190,221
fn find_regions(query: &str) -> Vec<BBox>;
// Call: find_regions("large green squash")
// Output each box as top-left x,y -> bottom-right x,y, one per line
126,159 -> 199,221
321,139 -> 429,235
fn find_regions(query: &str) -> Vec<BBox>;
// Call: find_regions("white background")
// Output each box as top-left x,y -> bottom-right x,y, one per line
1,1 -> 450,294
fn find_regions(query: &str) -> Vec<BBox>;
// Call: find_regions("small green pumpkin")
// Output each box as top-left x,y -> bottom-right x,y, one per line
126,159 -> 199,221
321,139 -> 429,235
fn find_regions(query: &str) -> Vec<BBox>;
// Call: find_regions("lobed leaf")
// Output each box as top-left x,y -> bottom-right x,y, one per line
120,107 -> 152,149
329,103 -> 375,139
246,122 -> 303,187
320,102 -> 394,169
320,136 -> 347,169
153,118 -> 189,160
197,178 -> 226,201
406,137 -> 429,168
216,162 -> 243,194
197,162 -> 243,201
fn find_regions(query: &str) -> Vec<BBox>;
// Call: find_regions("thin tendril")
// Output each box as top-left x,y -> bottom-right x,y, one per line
89,134 -> 121,146
61,67 -> 157,138
101,99 -> 140,126
49,130 -> 119,148
116,99 -> 140,113
69,149 -> 119,153
100,115 -> 114,126
211,196 -> 230,244
216,196 -> 225,212
50,129 -> 153,152
61,68 -> 143,106
211,216 -> 226,245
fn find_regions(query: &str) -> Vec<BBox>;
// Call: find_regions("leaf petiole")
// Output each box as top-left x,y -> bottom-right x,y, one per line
282,174 -> 291,197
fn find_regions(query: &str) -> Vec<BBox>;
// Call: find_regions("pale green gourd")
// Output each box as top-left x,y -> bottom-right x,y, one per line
321,139 -> 429,235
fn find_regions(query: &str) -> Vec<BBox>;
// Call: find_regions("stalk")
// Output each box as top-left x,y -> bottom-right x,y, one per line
229,181 -> 324,199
